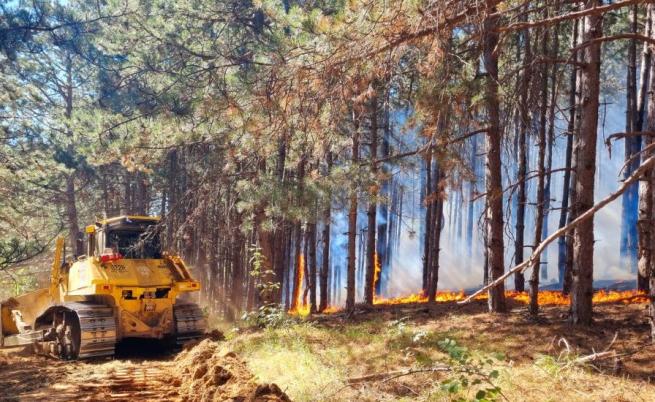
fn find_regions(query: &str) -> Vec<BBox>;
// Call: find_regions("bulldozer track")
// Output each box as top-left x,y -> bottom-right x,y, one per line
11,361 -> 180,401
173,303 -> 206,345
75,363 -> 177,401
67,302 -> 117,360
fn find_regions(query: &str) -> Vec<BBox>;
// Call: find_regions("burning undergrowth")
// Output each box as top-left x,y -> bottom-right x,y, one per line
290,289 -> 648,316
174,339 -> 291,401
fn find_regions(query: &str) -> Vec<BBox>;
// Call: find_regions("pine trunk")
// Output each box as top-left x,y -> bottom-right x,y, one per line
346,112 -> 360,312
422,151 -> 434,292
622,5 -> 640,278
483,2 -> 506,313
365,93 -> 379,306
308,220 -> 318,313
637,5 -> 653,292
571,0 -> 602,325
427,163 -> 443,303
319,153 -> 333,312
641,4 -> 655,339
529,21 -> 550,316
514,4 -> 531,293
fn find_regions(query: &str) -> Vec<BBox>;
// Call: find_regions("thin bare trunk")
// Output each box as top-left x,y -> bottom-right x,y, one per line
515,4 -> 531,293
622,4 -> 641,280
483,2 -> 506,313
346,112 -> 360,312
641,4 -> 655,340
571,0 -> 602,325
530,19 -> 550,316
427,163 -> 443,303
557,20 -> 578,294
319,152 -> 333,312
308,220 -> 318,313
638,5 -> 653,292
365,93 -> 379,306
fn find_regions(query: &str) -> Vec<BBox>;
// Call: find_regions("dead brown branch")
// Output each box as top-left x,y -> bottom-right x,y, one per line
346,365 -> 451,384
499,0 -> 645,33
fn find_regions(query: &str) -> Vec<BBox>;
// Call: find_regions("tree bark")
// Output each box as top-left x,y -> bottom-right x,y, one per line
641,4 -> 655,339
290,223 -> 304,312
229,218 -> 244,321
427,162 -> 443,303
530,20 -> 550,316
308,220 -> 318,313
621,4 -> 641,278
62,51 -> 81,257
319,152 -> 333,312
514,3 -> 531,293
561,11 -> 582,295
256,214 -> 277,306
637,5 -> 653,292
541,17 -> 560,281
166,150 -> 178,248
482,1 -> 506,313
365,92 -> 379,306
422,151 -> 434,292
346,111 -> 360,312
571,0 -> 603,325
65,175 -> 81,256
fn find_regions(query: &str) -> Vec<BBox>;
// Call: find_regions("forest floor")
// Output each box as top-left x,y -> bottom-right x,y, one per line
226,300 -> 655,402
1,300 -> 654,401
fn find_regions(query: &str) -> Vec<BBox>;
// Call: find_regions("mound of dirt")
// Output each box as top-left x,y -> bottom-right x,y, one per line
175,339 -> 290,402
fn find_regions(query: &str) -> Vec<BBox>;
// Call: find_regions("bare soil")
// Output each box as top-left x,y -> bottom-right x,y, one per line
0,335 -> 289,402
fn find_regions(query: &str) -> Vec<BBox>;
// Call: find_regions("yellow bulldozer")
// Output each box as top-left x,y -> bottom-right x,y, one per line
0,216 -> 206,360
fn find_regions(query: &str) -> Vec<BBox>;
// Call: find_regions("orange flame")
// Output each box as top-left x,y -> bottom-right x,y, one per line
373,252 -> 381,294
289,254 -> 305,314
310,290 -> 648,315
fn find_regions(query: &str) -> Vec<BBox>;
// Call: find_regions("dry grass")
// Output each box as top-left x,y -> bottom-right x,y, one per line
221,302 -> 655,402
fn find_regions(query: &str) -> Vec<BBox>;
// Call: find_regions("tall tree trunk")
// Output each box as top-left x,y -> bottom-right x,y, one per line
365,92 -> 379,306
290,223 -> 304,312
65,175 -> 81,256
541,18 -> 560,281
529,20 -> 550,316
560,16 -> 580,293
622,4 -> 641,278
422,151 -> 434,292
514,4 -> 531,293
63,52 -> 81,256
308,220 -> 318,313
346,112 -> 360,312
483,2 -> 506,313
135,172 -> 148,215
427,162 -> 443,303
571,0 -> 602,325
229,218 -> 244,321
166,150 -> 178,247
319,152 -> 333,312
466,135 -> 478,254
255,215 -> 277,306
640,4 -> 655,340
637,5 -> 653,292
122,173 -> 131,215
377,91 -> 391,296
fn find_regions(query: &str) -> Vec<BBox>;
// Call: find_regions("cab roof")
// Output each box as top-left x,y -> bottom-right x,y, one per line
96,215 -> 161,226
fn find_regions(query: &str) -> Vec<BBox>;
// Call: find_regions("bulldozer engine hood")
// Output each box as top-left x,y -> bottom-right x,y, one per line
68,258 -> 182,293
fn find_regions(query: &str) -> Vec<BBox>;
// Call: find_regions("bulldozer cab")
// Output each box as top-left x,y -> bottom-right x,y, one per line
88,216 -> 162,259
